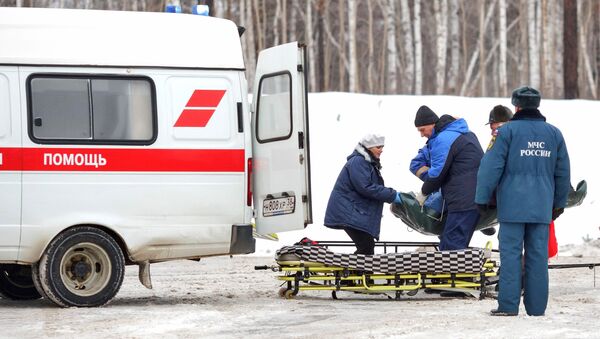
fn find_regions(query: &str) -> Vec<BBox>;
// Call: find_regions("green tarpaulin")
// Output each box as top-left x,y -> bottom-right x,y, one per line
390,180 -> 587,236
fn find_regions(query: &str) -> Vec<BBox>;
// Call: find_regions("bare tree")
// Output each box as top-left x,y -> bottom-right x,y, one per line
7,0 -> 600,99
338,0 -> 346,91
460,0 -> 496,96
289,1 -> 297,42
479,0 -> 487,96
241,0 -> 256,91
414,0 -> 423,95
366,0 -> 376,93
554,0 -> 565,98
305,0 -> 317,92
315,0 -> 326,92
528,0 -> 540,88
563,0 -> 578,98
541,0 -> 554,97
578,0 -> 597,98
446,0 -> 460,94
251,0 -> 264,52
321,1 -> 332,91
518,0 -> 529,87
498,0 -> 508,96
347,0 -> 358,92
434,0 -> 448,94
280,0 -> 286,43
384,0 -> 397,94
272,0 -> 280,46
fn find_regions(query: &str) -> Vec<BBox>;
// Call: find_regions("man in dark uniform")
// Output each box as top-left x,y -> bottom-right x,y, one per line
475,87 -> 571,316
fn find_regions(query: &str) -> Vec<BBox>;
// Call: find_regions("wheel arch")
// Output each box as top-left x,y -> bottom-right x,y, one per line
33,224 -> 134,266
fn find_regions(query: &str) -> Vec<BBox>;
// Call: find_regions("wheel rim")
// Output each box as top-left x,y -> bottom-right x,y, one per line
59,242 -> 112,297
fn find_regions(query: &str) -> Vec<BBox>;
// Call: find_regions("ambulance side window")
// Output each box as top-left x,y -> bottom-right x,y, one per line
255,72 -> 292,143
28,75 -> 156,145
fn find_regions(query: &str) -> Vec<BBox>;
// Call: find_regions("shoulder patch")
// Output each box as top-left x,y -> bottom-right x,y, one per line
486,136 -> 497,151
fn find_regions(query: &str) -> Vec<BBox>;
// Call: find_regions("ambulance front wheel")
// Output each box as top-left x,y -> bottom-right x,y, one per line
0,264 -> 42,300
37,226 -> 125,307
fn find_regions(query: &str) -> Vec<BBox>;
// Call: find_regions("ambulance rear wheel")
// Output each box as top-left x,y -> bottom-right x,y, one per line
0,264 -> 42,300
31,262 -> 48,299
38,226 -> 125,307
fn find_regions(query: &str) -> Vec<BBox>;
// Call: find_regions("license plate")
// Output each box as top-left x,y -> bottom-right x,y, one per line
263,196 -> 296,217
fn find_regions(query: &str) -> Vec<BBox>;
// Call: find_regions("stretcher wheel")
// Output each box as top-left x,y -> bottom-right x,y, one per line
278,287 -> 295,299
406,289 -> 418,296
283,289 -> 295,299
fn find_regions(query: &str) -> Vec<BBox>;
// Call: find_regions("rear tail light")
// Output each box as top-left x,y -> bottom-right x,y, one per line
247,158 -> 252,206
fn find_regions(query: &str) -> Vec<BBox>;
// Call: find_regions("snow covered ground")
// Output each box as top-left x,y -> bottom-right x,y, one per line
1,251 -> 599,338
2,93 -> 599,338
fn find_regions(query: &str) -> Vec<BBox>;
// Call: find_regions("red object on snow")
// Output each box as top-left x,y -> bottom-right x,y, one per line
548,221 -> 558,258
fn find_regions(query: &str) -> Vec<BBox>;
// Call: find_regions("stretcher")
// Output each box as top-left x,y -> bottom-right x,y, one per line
255,241 -> 499,300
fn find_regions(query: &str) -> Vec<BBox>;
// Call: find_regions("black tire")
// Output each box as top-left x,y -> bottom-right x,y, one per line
30,262 -> 48,299
0,264 -> 42,300
38,226 -> 125,307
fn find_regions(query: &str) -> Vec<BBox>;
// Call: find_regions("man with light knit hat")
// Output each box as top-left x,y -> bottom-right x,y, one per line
324,133 -> 401,255
409,105 -> 483,253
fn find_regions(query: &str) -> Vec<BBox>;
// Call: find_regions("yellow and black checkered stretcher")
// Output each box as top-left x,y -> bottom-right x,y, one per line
255,241 -> 499,300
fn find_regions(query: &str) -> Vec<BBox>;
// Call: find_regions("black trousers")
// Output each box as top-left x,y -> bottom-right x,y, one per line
344,228 -> 375,255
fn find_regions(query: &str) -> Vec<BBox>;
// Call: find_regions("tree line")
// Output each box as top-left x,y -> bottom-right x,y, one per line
4,0 -> 598,99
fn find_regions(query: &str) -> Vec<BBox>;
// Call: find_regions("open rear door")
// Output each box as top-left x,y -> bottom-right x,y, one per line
251,41 -> 312,235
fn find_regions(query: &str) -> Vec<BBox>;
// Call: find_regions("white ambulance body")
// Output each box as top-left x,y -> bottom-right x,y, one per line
0,7 -> 311,307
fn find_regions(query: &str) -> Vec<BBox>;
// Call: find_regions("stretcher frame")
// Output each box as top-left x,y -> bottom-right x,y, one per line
256,241 -> 500,300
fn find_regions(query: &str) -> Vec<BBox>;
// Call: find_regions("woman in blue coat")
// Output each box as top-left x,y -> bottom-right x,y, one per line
324,134 -> 401,254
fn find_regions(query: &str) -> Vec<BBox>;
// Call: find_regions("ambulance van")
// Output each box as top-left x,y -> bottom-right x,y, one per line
0,7 -> 312,307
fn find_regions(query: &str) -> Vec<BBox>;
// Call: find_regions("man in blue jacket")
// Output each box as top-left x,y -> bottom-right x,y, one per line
475,86 -> 571,316
410,106 -> 484,251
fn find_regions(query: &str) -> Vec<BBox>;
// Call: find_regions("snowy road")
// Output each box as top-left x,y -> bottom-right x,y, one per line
1,254 -> 600,338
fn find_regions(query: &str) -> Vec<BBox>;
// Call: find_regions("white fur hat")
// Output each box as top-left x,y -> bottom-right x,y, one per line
360,133 -> 385,148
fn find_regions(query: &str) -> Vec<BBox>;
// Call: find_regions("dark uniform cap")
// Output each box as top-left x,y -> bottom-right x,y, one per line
414,105 -> 439,127
487,105 -> 513,124
511,86 -> 541,109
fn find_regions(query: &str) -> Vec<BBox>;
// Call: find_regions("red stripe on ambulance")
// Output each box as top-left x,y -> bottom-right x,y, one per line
174,109 -> 215,127
0,147 -> 244,172
174,89 -> 226,128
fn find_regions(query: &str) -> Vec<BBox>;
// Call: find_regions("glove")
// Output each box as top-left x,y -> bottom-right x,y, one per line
552,207 -> 564,220
393,192 -> 403,204
477,204 -> 489,219
414,191 -> 427,206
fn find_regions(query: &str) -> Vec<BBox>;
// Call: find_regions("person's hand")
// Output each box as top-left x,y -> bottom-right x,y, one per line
393,192 -> 403,204
414,191 -> 427,206
552,207 -> 564,220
